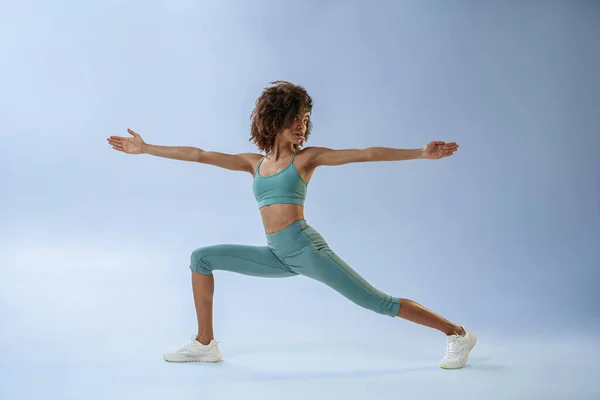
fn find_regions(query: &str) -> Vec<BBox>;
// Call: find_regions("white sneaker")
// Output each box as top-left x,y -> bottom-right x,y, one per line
440,327 -> 477,369
163,335 -> 223,363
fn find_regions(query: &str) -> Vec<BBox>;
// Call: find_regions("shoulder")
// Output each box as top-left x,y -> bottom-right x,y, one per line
299,146 -> 329,154
298,146 -> 331,160
296,146 -> 328,167
238,152 -> 264,161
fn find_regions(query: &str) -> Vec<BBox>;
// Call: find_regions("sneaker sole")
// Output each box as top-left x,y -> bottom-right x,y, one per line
163,354 -> 223,363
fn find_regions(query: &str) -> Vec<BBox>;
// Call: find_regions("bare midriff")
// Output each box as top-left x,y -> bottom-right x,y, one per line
259,204 -> 305,234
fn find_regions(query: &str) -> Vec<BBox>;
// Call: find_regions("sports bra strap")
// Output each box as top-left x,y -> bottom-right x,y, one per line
255,155 -> 266,174
290,148 -> 299,162
256,149 -> 298,175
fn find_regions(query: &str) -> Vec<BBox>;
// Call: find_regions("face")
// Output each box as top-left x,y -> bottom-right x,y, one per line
281,111 -> 310,145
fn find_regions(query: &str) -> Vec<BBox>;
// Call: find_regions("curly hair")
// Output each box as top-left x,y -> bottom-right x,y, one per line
250,81 -> 313,154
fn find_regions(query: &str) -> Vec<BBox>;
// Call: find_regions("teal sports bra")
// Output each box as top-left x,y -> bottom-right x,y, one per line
252,149 -> 307,208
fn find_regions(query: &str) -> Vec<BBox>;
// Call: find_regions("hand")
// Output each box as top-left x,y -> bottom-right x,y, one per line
107,128 -> 146,154
422,141 -> 459,159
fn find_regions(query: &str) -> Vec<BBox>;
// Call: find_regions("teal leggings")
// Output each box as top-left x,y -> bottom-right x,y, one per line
190,219 -> 400,317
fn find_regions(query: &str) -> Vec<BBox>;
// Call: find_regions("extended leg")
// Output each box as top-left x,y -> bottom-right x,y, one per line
291,244 -> 476,369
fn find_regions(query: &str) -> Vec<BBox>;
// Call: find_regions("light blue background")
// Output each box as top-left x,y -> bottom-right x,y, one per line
1,1 -> 599,398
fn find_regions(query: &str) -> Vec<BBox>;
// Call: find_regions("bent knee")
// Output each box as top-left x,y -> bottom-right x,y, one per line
190,246 -> 213,275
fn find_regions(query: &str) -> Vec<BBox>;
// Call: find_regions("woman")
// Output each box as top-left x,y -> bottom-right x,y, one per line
107,81 -> 476,369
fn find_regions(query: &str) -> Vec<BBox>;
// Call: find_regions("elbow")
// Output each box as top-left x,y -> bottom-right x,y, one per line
192,148 -> 205,162
363,148 -> 376,162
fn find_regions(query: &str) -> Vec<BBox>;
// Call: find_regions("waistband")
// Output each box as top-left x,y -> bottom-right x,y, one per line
266,218 -> 309,249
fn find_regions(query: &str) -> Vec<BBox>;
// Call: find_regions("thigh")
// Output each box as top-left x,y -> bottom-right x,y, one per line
190,243 -> 298,278
283,234 -> 400,316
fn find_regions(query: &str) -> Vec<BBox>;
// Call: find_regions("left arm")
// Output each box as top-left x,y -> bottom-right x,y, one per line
305,141 -> 458,168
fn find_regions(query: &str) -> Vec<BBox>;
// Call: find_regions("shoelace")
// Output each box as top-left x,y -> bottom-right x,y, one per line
445,334 -> 462,356
176,340 -> 198,352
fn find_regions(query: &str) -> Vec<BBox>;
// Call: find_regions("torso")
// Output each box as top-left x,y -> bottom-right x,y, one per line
249,148 -> 316,234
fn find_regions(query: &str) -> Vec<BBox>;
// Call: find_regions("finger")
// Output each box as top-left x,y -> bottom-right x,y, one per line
127,128 -> 138,137
109,138 -> 127,147
112,141 -> 127,151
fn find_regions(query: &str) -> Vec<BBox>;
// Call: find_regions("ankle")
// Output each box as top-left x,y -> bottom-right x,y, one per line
195,335 -> 213,345
445,325 -> 465,336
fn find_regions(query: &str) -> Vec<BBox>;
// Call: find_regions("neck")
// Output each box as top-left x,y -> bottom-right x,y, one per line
269,139 -> 296,160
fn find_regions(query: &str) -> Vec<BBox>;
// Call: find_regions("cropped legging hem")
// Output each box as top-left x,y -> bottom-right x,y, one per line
190,219 -> 400,317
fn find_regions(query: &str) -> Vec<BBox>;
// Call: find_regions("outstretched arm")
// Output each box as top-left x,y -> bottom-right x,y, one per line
305,141 -> 459,167
107,128 -> 260,174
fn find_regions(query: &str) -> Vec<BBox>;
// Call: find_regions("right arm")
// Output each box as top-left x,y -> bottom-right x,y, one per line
142,143 -> 259,174
107,129 -> 259,174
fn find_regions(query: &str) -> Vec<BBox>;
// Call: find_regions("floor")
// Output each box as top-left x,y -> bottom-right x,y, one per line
2,329 -> 598,399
